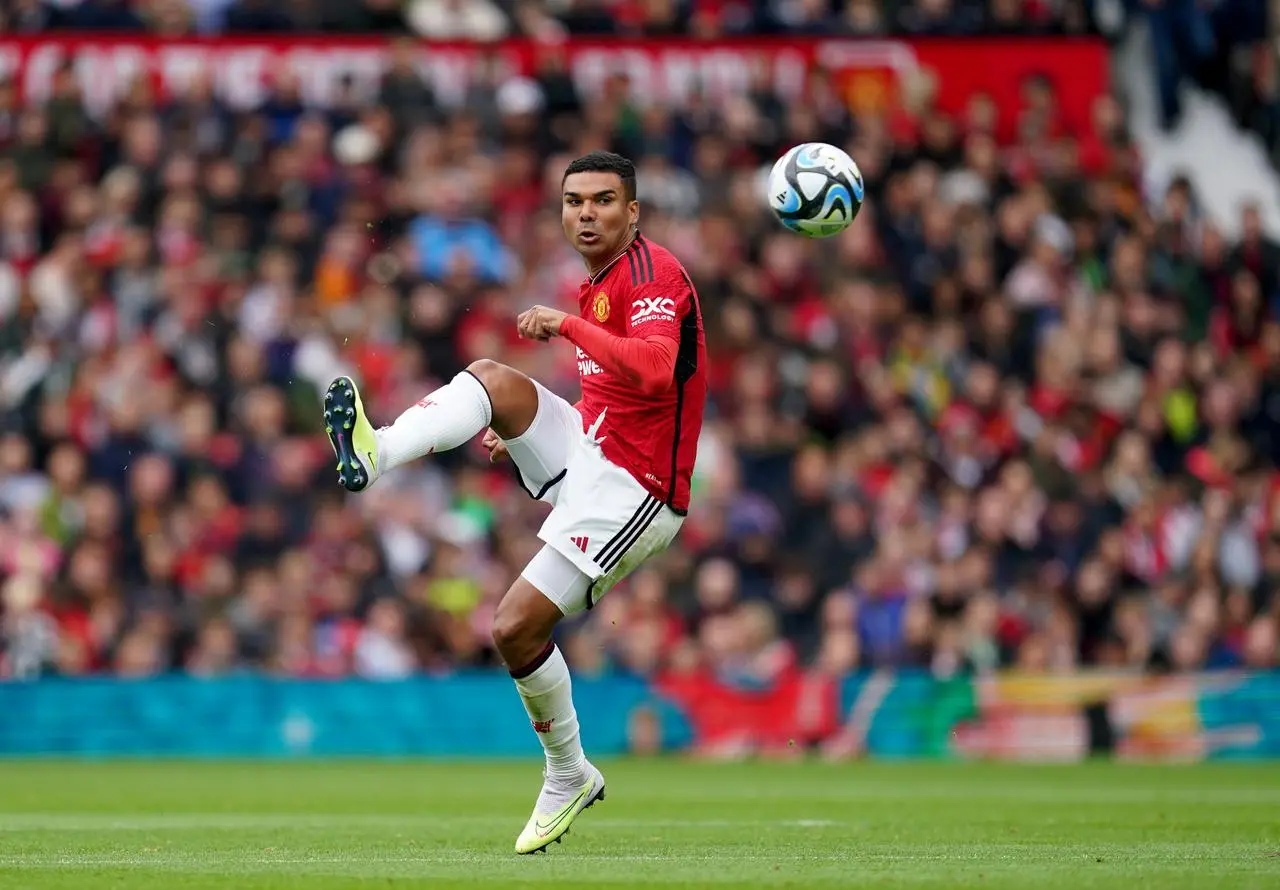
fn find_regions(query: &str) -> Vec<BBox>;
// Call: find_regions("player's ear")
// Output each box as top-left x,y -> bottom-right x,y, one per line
628,200 -> 640,228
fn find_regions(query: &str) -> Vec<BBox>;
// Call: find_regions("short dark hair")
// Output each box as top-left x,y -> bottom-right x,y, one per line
562,151 -> 637,201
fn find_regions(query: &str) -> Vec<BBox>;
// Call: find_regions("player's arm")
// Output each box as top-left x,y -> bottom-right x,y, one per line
518,272 -> 689,395
558,317 -> 677,396
565,268 -> 693,395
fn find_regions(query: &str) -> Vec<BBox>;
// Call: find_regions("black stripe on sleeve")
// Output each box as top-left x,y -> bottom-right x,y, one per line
637,237 -> 655,283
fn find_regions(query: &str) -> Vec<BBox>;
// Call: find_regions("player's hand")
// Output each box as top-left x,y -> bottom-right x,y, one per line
517,305 -> 568,341
482,428 -> 508,463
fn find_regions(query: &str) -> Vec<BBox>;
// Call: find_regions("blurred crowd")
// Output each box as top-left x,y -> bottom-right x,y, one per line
2,18 -> 1280,685
2,0 -> 1101,39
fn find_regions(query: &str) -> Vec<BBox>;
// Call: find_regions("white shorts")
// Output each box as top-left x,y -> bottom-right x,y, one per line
504,379 -> 684,615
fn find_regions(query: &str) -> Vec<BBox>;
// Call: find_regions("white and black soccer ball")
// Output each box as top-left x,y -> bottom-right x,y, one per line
767,142 -> 865,238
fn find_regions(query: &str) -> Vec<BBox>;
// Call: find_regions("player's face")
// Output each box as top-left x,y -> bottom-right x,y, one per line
562,171 -> 639,265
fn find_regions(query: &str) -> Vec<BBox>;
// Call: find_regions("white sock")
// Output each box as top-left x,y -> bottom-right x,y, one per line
512,645 -> 587,784
376,371 -> 492,471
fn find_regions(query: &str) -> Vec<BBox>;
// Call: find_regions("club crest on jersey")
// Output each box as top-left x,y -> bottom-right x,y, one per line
592,292 -> 610,323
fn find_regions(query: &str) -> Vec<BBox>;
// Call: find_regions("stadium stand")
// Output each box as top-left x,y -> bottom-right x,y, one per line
0,1 -> 1276,703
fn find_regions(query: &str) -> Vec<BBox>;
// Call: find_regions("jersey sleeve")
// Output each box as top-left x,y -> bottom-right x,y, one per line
623,260 -> 694,341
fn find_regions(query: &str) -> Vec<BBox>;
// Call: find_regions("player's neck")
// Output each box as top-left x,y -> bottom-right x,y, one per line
585,230 -> 639,279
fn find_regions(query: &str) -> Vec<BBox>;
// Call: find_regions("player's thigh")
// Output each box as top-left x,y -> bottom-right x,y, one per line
520,544 -> 594,618
503,379 -> 580,506
537,440 -> 685,613
588,504 -> 683,603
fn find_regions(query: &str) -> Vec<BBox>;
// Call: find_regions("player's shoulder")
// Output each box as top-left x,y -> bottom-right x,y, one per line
635,235 -> 686,277
625,235 -> 692,288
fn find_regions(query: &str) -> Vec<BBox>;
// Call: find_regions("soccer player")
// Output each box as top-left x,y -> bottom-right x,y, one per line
322,151 -> 707,853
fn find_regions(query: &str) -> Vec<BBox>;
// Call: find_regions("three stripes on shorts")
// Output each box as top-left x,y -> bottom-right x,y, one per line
593,495 -> 662,574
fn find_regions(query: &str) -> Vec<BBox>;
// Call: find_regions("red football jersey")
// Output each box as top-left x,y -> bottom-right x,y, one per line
573,234 -> 707,514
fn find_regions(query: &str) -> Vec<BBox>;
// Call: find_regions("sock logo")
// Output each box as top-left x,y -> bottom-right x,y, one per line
570,536 -> 589,553
416,397 -> 437,409
532,718 -> 555,733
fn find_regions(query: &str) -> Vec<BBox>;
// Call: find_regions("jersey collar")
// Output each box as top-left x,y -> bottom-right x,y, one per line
587,231 -> 641,286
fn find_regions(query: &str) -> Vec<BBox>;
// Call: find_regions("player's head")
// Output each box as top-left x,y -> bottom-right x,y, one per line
561,151 -> 639,265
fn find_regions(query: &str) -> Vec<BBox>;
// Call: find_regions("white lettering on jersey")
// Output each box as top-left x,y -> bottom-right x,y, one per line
576,346 -> 604,378
630,296 -> 678,327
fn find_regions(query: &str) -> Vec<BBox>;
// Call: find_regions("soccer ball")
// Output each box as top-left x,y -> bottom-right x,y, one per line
767,142 -> 865,238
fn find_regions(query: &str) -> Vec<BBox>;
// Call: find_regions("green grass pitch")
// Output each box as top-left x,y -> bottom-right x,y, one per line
0,759 -> 1276,889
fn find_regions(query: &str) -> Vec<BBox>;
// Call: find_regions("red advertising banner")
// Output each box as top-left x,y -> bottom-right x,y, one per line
657,666 -> 842,758
0,36 -> 1107,137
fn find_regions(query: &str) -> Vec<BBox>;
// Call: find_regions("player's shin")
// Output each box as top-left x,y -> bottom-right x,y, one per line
510,641 -> 587,784
377,371 -> 493,470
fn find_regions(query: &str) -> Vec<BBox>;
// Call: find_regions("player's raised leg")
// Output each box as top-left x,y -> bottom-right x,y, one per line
494,551 -> 606,854
322,359 -> 534,492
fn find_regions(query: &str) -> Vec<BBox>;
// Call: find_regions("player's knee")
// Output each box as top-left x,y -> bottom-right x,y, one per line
491,579 -> 562,668
491,596 -> 532,663
466,359 -> 537,439
465,358 -> 507,389
490,596 -> 515,647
